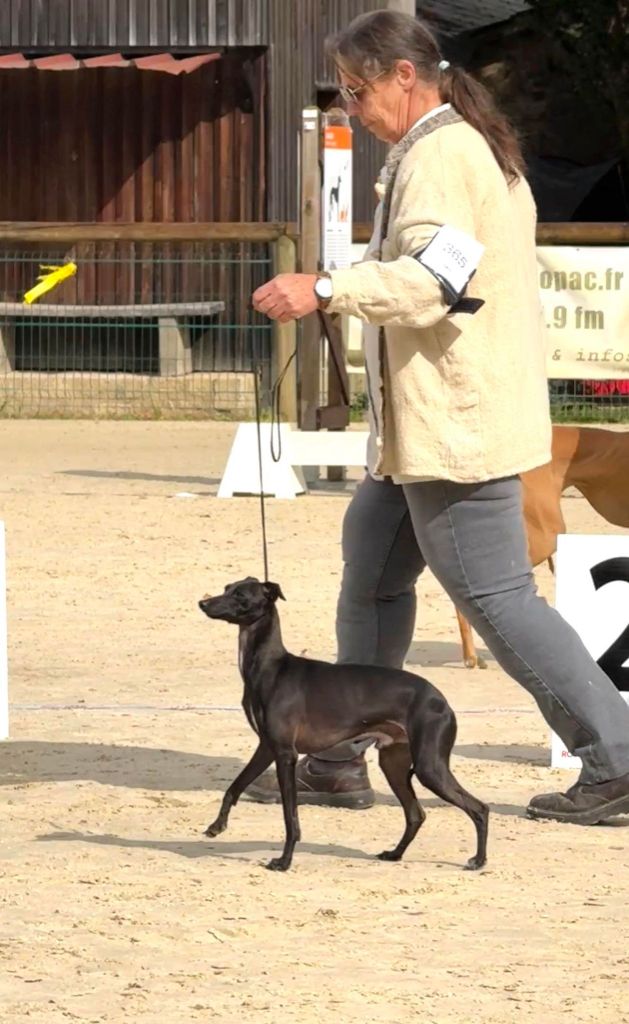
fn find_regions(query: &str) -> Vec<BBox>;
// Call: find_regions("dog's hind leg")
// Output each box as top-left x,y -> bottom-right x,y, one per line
266,751 -> 301,872
455,607 -> 487,670
204,740 -> 274,839
376,743 -> 426,862
411,709 -> 489,870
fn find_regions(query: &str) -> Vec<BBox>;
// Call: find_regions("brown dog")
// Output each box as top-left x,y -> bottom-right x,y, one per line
457,425 -> 629,667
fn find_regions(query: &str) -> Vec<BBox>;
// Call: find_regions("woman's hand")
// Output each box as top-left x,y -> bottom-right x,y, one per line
252,273 -> 319,322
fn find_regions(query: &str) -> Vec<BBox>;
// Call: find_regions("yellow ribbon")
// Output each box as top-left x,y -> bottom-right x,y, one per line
24,262 -> 78,304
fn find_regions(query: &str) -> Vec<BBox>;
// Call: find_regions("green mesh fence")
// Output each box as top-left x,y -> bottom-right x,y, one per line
0,241 -> 273,419
548,379 -> 629,423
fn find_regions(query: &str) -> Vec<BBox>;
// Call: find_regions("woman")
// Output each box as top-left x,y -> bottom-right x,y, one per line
250,10 -> 629,823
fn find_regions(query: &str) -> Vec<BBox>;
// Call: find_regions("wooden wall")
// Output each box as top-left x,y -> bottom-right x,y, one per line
0,53 -> 265,223
0,52 -> 265,308
0,0 -> 388,222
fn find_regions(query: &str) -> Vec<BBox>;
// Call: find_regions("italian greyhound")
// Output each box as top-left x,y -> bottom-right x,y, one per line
198,577 -> 488,872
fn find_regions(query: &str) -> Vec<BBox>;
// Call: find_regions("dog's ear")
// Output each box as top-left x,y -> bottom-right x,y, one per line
263,581 -> 286,603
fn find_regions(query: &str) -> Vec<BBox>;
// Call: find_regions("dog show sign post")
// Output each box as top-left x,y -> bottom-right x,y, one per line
553,533 -> 629,768
0,522 -> 8,740
321,110 -> 352,273
218,104 -> 356,498
298,106 -> 322,432
321,109 -> 353,480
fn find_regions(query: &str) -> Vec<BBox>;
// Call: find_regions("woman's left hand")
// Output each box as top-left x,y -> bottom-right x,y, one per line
252,273 -> 319,322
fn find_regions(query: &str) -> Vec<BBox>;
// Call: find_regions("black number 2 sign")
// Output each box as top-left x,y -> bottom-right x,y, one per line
590,557 -> 629,693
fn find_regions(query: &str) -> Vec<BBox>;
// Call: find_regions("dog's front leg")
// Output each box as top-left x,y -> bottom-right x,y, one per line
204,741 -> 273,839
266,751 -> 300,872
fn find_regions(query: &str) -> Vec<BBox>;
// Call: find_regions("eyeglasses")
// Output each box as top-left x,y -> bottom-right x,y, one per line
338,70 -> 387,104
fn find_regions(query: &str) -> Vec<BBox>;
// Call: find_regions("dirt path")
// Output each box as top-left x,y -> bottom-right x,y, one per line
1,421 -> 627,1024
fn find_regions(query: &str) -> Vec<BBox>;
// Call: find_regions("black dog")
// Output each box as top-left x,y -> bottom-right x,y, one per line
199,577 -> 488,872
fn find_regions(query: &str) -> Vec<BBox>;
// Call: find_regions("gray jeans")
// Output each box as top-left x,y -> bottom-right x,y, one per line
326,473 -> 629,784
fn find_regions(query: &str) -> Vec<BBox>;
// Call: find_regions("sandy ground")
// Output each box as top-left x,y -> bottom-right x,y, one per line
0,420 -> 628,1024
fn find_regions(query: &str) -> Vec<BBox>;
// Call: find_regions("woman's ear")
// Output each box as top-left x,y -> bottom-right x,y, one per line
395,58 -> 417,91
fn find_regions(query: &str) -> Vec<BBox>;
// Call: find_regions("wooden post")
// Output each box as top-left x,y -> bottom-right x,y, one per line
0,221 -> 623,246
158,317 -> 192,376
271,235 -> 298,422
320,107 -> 353,479
0,322 -> 14,373
0,223 -> 293,244
298,106 -> 322,430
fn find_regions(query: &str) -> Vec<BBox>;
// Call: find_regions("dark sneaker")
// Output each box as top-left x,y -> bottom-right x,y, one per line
527,770 -> 629,825
244,755 -> 375,809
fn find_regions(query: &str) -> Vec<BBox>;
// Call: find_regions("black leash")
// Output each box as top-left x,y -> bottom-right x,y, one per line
316,309 -> 350,408
254,347 -> 296,582
268,310 -> 345,463
253,365 -> 270,582
254,310 -> 347,582
270,347 -> 296,463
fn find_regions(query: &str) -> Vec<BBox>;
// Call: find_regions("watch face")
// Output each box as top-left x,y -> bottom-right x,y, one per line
316,277 -> 333,300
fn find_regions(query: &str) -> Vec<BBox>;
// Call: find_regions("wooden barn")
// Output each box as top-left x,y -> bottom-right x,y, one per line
0,0 -> 401,416
0,1 -> 393,231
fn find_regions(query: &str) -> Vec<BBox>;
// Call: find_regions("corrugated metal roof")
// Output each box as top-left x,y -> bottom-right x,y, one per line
418,0 -> 530,36
0,1 -> 267,48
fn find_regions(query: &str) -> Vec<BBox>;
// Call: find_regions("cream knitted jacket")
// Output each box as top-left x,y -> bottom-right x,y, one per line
328,119 -> 552,482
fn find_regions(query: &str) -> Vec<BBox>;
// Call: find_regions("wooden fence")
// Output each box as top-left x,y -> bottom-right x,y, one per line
0,221 -> 626,422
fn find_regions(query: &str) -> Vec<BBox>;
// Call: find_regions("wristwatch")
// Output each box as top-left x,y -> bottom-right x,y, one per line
314,273 -> 333,308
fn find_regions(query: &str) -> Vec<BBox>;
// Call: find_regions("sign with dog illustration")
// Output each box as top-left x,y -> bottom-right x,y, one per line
322,112 -> 352,271
539,246 -> 629,379
553,534 -> 629,769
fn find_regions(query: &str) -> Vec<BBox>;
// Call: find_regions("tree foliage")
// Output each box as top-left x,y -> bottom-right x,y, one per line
527,0 -> 629,154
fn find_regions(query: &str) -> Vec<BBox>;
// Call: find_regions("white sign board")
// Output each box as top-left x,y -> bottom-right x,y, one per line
346,244 -> 629,387
322,122 -> 352,271
217,423 -> 306,499
217,424 -> 368,498
539,246 -> 629,379
553,533 -> 629,768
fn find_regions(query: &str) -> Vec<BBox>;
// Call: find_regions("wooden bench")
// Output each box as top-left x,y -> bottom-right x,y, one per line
0,301 -> 225,377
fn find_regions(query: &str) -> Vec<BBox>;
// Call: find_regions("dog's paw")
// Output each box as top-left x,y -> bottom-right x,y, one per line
464,855 -> 486,871
204,820 -> 225,838
377,849 -> 402,862
265,857 -> 290,872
